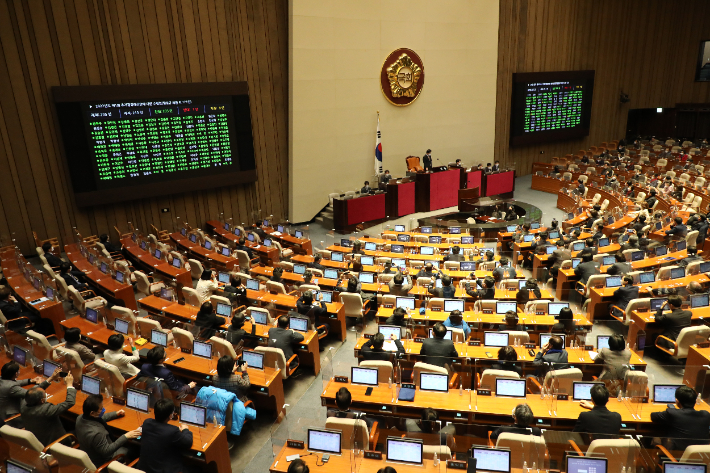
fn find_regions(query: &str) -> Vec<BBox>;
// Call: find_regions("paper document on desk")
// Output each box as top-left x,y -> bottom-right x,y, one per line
271,231 -> 282,236
587,350 -> 598,360
383,340 -> 398,352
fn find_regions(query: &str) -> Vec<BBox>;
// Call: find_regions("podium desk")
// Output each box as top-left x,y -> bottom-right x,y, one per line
415,169 -> 461,212
169,232 -> 238,270
333,193 -> 387,231
483,170 -> 516,198
120,238 -> 192,291
385,180 -> 416,218
64,244 -> 137,311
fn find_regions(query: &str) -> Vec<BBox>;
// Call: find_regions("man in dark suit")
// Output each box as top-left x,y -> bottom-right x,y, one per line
140,346 -> 196,394
268,314 -> 305,369
360,181 -> 372,194
423,149 -> 433,172
194,301 -> 226,339
645,188 -> 658,209
492,257 -> 517,283
0,362 -> 60,424
235,236 -> 255,259
578,238 -> 598,257
606,252 -> 632,276
464,275 -> 495,299
576,179 -> 586,196
0,287 -> 54,335
427,275 -> 456,298
448,246 -> 465,262
327,387 -> 374,429
655,295 -> 692,348
297,290 -> 329,334
138,399 -> 194,473
484,163 -> 493,173
388,272 -> 413,297
651,386 -> 710,450
252,222 -> 269,241
416,262 -> 438,279
490,404 -> 542,440
361,332 -> 404,361
591,223 -> 605,242
381,170 -> 393,186
533,335 -> 569,371
678,246 -> 702,269
573,384 -> 622,435
492,160 -> 501,172
574,253 -> 600,285
21,372 -> 76,446
611,275 -> 639,318
41,242 -> 64,267
665,216 -> 687,239
420,322 -> 458,368
59,262 -> 88,291
549,241 -> 572,280
99,234 -> 122,254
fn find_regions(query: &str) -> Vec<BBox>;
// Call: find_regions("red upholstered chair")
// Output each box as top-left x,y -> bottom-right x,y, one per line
406,156 -> 423,172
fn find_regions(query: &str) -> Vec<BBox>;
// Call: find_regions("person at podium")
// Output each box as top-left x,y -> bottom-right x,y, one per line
380,170 -> 393,187
423,149 -> 433,172
492,160 -> 501,172
360,181 -> 372,194
505,206 -> 518,221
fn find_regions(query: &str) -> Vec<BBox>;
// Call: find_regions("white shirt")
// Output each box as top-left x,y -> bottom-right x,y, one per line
104,348 -> 140,377
196,279 -> 218,303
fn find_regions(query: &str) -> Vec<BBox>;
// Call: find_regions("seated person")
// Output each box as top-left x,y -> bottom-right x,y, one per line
420,322 -> 458,368
505,206 -> 518,221
530,231 -> 550,253
448,245 -> 466,262
75,394 -> 141,466
574,253 -> 599,285
361,181 -> 372,194
464,275 -> 495,299
513,224 -> 531,244
606,252 -> 631,276
665,216 -> 687,239
140,346 -> 196,394
63,327 -> 95,365
551,307 -> 576,334
41,242 -> 64,267
651,385 -> 710,450
327,387 -> 373,429
21,372 -> 76,446
289,459 -> 310,473
388,272 -> 412,297
443,309 -> 470,337
655,295 -> 692,349
225,311 -> 256,346
235,236 -> 254,259
297,290 -> 329,334
499,310 -> 524,331
516,278 -> 541,304
595,334 -> 631,396
270,267 -> 284,283
381,169 -> 393,185
490,403 -> 542,440
493,256 -> 517,283
533,335 -> 569,371
611,275 -> 638,317
104,334 -> 140,379
310,253 -> 326,271
428,275 -> 456,298
213,355 -> 251,402
195,269 -> 218,304
268,314 -> 305,369
99,233 -> 122,253
59,261 -> 88,291
578,238 -> 598,257
678,246 -> 702,268
361,332 -> 404,361
0,361 -> 60,424
138,399 -> 194,473
491,346 -> 522,376
404,407 -> 455,441
0,287 -> 54,335
416,263 -> 438,279
385,307 -> 407,327
195,301 -> 226,339
222,274 -> 246,303
476,250 -> 495,264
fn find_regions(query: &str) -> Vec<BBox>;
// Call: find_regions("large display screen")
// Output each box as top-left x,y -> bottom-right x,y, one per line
53,83 -> 256,206
510,71 -> 595,146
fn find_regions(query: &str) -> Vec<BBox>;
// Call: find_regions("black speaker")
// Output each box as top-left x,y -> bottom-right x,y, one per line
467,456 -> 477,473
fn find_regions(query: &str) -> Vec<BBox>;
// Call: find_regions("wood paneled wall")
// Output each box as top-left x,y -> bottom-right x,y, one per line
0,0 -> 287,254
495,0 -> 710,176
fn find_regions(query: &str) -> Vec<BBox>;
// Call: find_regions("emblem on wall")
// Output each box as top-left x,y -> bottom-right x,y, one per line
381,48 -> 425,106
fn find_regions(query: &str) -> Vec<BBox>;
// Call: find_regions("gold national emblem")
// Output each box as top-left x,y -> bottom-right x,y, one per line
380,48 -> 425,107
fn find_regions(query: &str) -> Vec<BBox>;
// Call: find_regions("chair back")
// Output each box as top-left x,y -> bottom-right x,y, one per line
247,306 -> 273,325
54,346 -> 85,380
496,433 -> 547,469
586,439 -> 640,473
544,367 -> 583,394
43,264 -> 58,280
624,370 -> 648,398
360,360 -> 393,383
381,295 -> 397,307
325,417 -> 370,450
235,250 -> 253,270
378,273 -> 395,283
110,306 -> 137,335
406,156 -> 423,172
680,445 -> 710,465
67,286 -> 87,312
210,336 -> 237,358
427,298 -> 445,310
479,261 -> 496,271
475,300 -> 497,313
412,362 -> 448,386
25,330 -> 54,363
444,261 -> 460,270
188,259 -> 204,280
479,369 -> 520,391
657,265 -> 681,281
49,442 -> 97,470
254,346 -> 289,378
94,358 -> 127,398
339,292 -> 365,318
136,317 -> 165,339
108,461 -> 146,473
0,425 -> 44,451
133,271 -> 153,296
449,327 -> 465,343
266,281 -> 288,295
181,287 -> 202,307
172,327 -> 194,349
504,331 -> 530,344
423,445 -> 452,460
675,326 -> 710,358
210,294 -> 232,307
687,230 -> 700,247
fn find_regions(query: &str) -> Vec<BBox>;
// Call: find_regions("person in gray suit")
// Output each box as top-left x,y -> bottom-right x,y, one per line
574,253 -> 600,285
268,314 -> 305,369
21,372 -> 76,446
594,334 -> 631,396
75,394 -> 141,466
533,335 -> 569,373
655,295 -> 692,349
448,246 -> 466,262
420,322 -> 459,368
387,272 -> 412,297
0,362 -> 61,424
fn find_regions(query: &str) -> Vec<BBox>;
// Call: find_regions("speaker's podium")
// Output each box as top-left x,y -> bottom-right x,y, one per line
333,193 -> 386,232
414,168 -> 460,212
385,179 -> 416,218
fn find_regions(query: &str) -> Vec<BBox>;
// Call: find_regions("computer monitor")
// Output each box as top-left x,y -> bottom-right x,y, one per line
180,402 -> 207,428
358,272 -> 375,284
100,262 -> 108,274
518,279 -> 528,290
602,255 -> 616,265
263,239 -> 272,247
81,374 -> 101,395
293,263 -> 307,275
171,257 -> 181,268
496,301 -> 517,314
13,346 -> 27,366
214,272 -> 228,284
460,262 -> 476,271
484,332 -> 510,347
639,272 -> 655,284
622,234 -> 629,242
189,234 -> 197,243
548,302 -> 569,315
150,329 -> 167,347
323,268 -> 339,279
691,293 -> 710,308
531,222 -> 541,229
472,448 -> 511,473
250,310 -> 267,325
462,236 -> 474,244
655,245 -> 668,256
495,378 -> 526,398
193,340 -> 212,359
654,384 -> 682,403
567,212 -> 575,220
386,437 -> 423,465
246,278 -> 260,291
6,459 -> 36,473
331,251 -> 344,262
316,290 -> 333,303
670,267 -> 685,279
650,297 -> 667,311
154,249 -> 162,259
160,287 -> 172,301
507,225 -> 518,232
114,318 -> 129,335
444,299 -> 464,313
224,223 -> 231,231
631,250 -> 646,261
242,350 -> 264,369
420,246 -> 434,255
605,276 -> 622,288
378,325 -> 402,341
262,219 -> 269,227
390,244 -> 404,253
308,429 -> 342,455
676,240 -> 687,251
277,224 -> 284,233
85,307 -> 99,323
359,256 -> 374,266
598,238 -> 610,247
549,231 -> 560,239
126,388 -> 150,413
429,236 -> 442,244
365,242 -> 377,251
656,222 -> 663,231
420,226 -> 432,234
397,234 -> 410,242
572,258 -> 582,268
419,372 -> 449,392
43,359 -> 61,378
597,335 -> 610,350
295,230 -> 303,238
289,316 -> 309,332
523,234 -> 534,242
351,366 -> 379,386
213,303 -> 232,318
394,225 -> 405,232
395,297 -> 416,310
608,216 -> 615,224
664,463 -> 707,473
234,228 -> 241,236
46,286 -> 55,300
428,328 -> 452,340
140,241 -> 147,251
567,456 -> 608,473
539,333 -> 565,347
573,242 -> 585,251
546,246 -> 556,255
572,381 -> 604,401
247,233 -> 255,242
450,227 -> 461,234
701,261 -> 710,273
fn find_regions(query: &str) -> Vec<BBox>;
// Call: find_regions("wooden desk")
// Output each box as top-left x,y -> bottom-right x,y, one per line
169,232 -> 238,270
683,346 -> 710,392
290,254 -> 349,270
248,266 -> 339,290
205,220 -> 313,256
120,238 -> 192,291
200,224 -> 280,265
64,243 -> 137,310
628,306 -> 710,349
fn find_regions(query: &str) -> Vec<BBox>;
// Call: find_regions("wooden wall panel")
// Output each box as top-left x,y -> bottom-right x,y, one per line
0,0 -> 287,253
495,0 -> 710,176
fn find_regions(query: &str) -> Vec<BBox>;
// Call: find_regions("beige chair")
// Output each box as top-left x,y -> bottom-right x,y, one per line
108,461 -> 145,473
360,360 -> 393,383
181,287 -> 202,307
68,286 -> 107,313
474,299 -> 497,313
412,362 -> 452,387
427,298 -> 445,311
504,331 -> 530,344
380,294 -> 397,307
136,317 -> 174,343
210,294 -> 232,307
133,271 -> 165,297
500,279 -> 519,291
255,346 -> 297,378
210,336 -> 237,358
687,260 -> 706,276
266,280 -> 289,295
187,259 -> 204,280
656,326 -> 710,360
110,306 -> 138,335
48,441 -> 97,470
377,273 -> 395,284
478,369 -> 520,391
340,292 -> 369,322
443,261 -> 460,270
171,327 -> 194,350
272,240 -> 293,259
687,230 -> 700,247
524,300 -> 549,313
276,261 -> 294,272
585,438 -> 640,473
423,445 -> 452,460
611,297 -> 651,325
416,277 -> 432,287
247,306 -> 274,325
0,425 -> 44,451
325,417 -> 377,450
94,358 -> 127,398
42,264 -> 59,281
25,330 -> 58,364
542,367 -> 583,394
479,261 -> 496,271
54,346 -> 85,381
678,445 -> 710,465
235,249 -> 257,270
657,265 -> 682,280
496,433 -> 547,469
